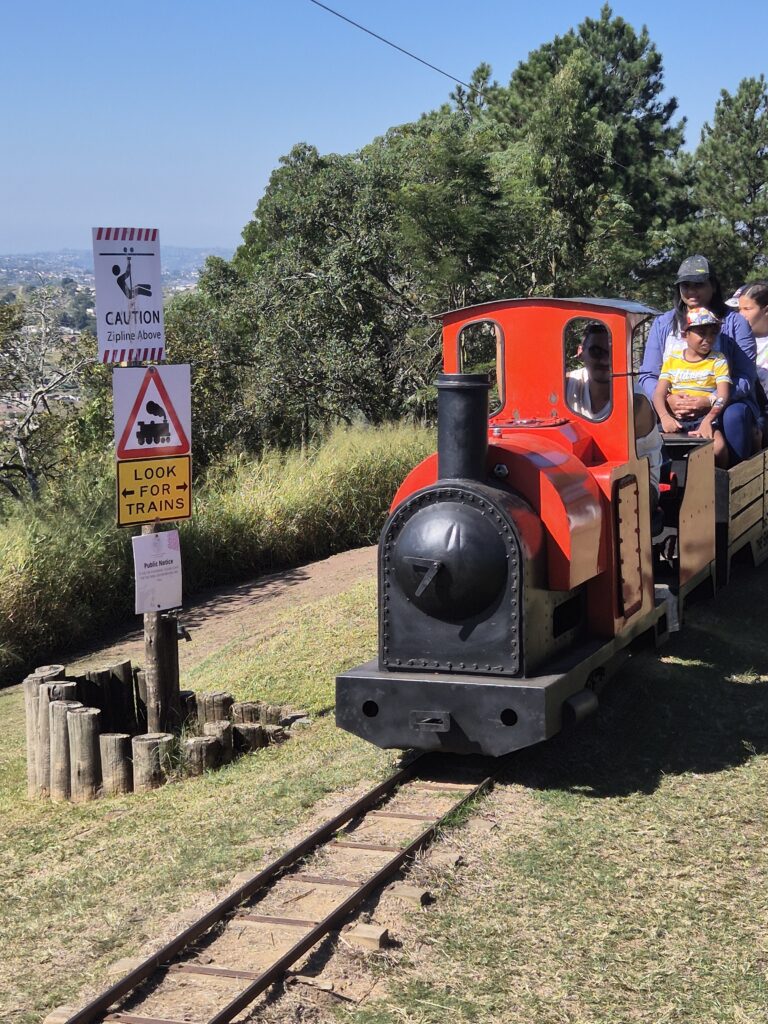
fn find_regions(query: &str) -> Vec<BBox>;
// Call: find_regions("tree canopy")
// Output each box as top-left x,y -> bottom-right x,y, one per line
9,5 -> 768,493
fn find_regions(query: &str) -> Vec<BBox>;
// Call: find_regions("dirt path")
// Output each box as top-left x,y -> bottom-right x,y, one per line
67,545 -> 377,675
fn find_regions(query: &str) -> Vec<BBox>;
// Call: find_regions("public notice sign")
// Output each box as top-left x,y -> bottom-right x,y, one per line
92,227 -> 165,363
132,529 -> 182,613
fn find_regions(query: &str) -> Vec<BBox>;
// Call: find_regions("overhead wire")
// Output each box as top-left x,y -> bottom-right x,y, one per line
306,2 -> 632,175
307,0 -> 477,94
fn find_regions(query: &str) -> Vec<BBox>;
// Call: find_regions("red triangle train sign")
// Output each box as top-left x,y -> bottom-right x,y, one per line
117,367 -> 190,459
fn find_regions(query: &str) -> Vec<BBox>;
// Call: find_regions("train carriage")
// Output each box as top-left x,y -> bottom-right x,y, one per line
336,297 -> 768,757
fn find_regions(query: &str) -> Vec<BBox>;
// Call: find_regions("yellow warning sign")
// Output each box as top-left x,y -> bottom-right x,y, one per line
117,455 -> 192,527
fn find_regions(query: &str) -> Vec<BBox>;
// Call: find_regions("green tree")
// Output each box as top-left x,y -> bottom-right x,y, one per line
0,284 -> 89,500
497,49 -> 638,295
166,8 -> 689,447
684,75 -> 768,286
481,3 -> 685,293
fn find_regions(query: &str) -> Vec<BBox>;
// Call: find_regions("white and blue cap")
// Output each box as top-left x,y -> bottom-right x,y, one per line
726,285 -> 747,309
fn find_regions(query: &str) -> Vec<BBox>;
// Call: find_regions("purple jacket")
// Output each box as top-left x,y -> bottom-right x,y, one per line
638,308 -> 757,413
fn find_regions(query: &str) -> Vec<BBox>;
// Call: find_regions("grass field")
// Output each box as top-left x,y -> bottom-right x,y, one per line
2,562 -> 768,1024
0,423 -> 433,682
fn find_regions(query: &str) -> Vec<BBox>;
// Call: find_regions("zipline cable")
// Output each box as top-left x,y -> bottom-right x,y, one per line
307,0 -> 477,94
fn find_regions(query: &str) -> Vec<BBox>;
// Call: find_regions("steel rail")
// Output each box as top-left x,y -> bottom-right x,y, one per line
204,765 -> 498,1024
64,758 -> 422,1024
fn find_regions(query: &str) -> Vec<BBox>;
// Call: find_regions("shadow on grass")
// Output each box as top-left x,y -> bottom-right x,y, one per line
507,564 -> 768,798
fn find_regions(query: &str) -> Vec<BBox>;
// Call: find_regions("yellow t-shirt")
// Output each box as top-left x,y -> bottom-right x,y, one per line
659,351 -> 731,395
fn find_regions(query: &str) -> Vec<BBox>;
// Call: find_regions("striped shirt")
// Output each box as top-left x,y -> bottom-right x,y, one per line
659,351 -> 731,395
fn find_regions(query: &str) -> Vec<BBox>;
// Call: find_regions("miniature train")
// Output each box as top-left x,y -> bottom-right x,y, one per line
336,298 -> 768,756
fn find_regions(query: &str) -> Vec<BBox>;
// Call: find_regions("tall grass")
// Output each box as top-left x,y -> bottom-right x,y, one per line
0,423 -> 433,683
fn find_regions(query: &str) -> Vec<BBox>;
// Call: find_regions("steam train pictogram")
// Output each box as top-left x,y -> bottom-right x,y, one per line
135,400 -> 171,446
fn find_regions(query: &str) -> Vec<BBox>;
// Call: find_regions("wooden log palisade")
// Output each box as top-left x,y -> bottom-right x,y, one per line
23,661 -> 307,802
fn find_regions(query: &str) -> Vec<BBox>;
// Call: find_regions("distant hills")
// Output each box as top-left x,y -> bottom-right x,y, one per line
0,246 -> 235,292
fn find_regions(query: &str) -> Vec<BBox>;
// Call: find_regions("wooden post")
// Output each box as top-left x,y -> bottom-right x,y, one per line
49,700 -> 83,801
68,707 -> 102,802
34,665 -> 65,681
203,720 -> 233,763
141,524 -> 182,733
24,665 -> 66,799
183,736 -> 221,775
233,723 -> 266,753
100,734 -> 133,796
132,732 -> 175,792
198,691 -> 234,726
109,659 -> 137,734
264,724 -> 288,745
82,667 -> 116,732
144,607 -> 163,733
23,676 -> 41,798
160,613 -> 181,725
232,700 -> 263,724
37,681 -> 77,797
261,704 -> 283,725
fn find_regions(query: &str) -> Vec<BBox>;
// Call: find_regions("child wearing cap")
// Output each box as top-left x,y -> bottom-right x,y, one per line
653,306 -> 732,467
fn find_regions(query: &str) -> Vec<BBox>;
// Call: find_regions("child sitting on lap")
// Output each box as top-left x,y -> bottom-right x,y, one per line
653,307 -> 731,467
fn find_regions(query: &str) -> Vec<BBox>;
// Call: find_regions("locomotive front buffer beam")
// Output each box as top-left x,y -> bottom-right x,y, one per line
336,636 -> 638,758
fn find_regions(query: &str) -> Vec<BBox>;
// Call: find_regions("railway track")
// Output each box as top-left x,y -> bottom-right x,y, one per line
61,753 -> 508,1024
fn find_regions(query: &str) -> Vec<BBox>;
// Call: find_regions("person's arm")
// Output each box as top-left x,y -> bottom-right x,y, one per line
692,380 -> 731,438
653,377 -> 680,433
638,315 -> 668,402
722,317 -> 756,399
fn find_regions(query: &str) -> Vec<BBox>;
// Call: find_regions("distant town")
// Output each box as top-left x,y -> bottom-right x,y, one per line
0,246 -> 235,295
0,246 -> 235,429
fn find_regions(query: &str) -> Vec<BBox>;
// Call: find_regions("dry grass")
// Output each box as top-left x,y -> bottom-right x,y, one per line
0,423 -> 432,682
347,565 -> 768,1024
4,558 -> 768,1024
0,579 -> 392,1024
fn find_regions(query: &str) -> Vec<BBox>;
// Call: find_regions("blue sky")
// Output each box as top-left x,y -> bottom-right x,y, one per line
2,0 -> 766,253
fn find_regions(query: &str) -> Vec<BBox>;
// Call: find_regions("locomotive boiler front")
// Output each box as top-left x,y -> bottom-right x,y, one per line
336,372 -> 597,756
381,374 -> 524,677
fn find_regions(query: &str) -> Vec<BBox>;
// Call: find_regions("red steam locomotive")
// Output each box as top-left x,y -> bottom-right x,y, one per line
336,297 -> 768,756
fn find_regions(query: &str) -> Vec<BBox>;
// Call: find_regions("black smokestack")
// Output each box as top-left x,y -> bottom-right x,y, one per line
436,372 -> 489,481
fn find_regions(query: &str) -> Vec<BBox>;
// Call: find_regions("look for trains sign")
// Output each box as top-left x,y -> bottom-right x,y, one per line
117,455 -> 192,527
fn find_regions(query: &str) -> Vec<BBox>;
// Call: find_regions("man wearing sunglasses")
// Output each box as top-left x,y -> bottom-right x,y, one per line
566,321 -> 613,419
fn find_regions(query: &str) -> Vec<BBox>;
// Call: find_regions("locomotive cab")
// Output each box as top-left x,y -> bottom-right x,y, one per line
336,298 -> 674,757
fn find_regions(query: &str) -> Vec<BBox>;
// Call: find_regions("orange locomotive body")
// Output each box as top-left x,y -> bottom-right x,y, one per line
336,298 -> 725,756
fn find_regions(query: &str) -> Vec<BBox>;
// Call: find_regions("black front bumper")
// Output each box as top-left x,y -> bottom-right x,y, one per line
336,650 -> 607,757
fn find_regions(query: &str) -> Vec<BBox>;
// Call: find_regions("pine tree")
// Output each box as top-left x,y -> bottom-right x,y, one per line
689,75 -> 768,285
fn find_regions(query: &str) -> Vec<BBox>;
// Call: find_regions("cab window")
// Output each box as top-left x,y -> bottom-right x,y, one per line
458,320 -> 503,414
564,317 -> 612,421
